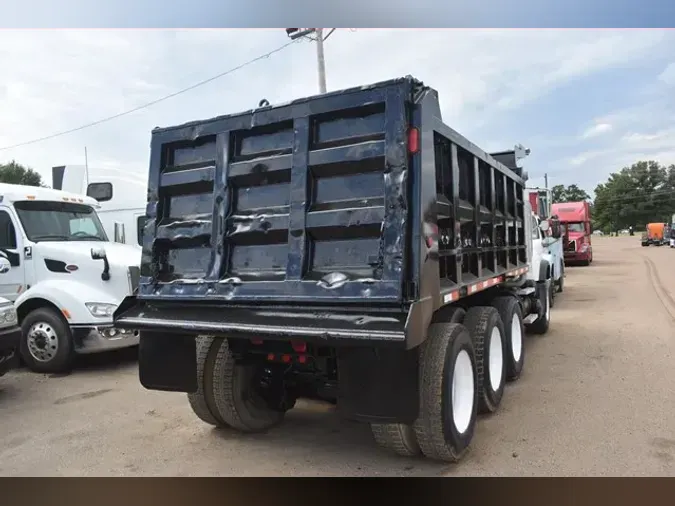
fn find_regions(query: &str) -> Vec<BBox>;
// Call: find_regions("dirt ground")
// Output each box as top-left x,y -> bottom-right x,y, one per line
2,235 -> 675,476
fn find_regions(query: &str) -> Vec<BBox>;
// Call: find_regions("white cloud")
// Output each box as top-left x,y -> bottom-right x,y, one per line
581,123 -> 612,139
0,28 -> 672,192
659,62 -> 675,86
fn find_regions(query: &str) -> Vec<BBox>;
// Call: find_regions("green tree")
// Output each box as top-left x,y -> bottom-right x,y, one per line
551,184 -> 591,204
0,160 -> 44,187
592,161 -> 675,235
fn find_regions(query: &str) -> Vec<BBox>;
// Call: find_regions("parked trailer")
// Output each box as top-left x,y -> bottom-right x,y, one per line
113,76 -> 556,463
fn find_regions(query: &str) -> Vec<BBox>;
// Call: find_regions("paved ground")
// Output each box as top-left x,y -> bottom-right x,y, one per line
2,235 -> 675,476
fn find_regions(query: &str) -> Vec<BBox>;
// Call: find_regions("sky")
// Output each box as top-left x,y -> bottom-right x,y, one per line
1,28 -> 675,196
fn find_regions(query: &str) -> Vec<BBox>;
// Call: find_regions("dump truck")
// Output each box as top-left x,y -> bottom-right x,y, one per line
642,222 -> 668,247
552,200 -> 592,266
113,76 -> 557,463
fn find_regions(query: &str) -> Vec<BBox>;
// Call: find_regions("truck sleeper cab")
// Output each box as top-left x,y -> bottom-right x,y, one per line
552,200 -> 592,266
114,77 -> 555,463
0,184 -> 141,373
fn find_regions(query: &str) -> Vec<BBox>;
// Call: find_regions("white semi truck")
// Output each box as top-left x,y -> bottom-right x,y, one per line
0,183 -> 141,372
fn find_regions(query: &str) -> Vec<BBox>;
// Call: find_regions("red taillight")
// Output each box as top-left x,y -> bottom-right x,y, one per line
267,353 -> 275,361
250,338 -> 263,345
408,128 -> 419,154
425,223 -> 438,248
291,340 -> 307,353
281,354 -> 292,364
297,355 -> 307,364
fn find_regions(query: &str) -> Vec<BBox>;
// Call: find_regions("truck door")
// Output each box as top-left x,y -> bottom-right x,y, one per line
0,207 -> 25,302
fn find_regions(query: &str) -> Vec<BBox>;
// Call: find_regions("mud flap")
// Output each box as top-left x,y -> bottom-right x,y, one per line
138,332 -> 198,393
336,347 -> 419,424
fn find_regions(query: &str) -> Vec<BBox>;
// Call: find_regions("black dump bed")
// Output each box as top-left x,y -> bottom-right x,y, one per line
115,76 -> 528,347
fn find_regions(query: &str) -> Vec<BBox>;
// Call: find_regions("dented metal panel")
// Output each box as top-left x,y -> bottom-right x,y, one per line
138,78 -> 415,304
118,76 -> 529,347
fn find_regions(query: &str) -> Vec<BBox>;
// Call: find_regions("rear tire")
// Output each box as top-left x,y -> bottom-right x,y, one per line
413,323 -> 478,463
187,336 -> 228,427
462,306 -> 506,414
491,295 -> 525,382
371,423 -> 422,457
211,339 -> 285,433
527,281 -> 551,335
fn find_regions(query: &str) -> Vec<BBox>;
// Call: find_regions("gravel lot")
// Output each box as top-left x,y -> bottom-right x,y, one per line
2,235 -> 675,476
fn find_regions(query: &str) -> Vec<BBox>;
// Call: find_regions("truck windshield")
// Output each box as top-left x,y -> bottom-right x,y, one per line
14,201 -> 109,242
567,222 -> 585,233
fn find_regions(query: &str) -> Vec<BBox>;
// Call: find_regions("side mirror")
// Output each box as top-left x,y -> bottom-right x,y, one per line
91,247 -> 111,281
91,247 -> 107,260
550,220 -> 561,239
539,220 -> 550,233
0,256 -> 11,274
114,222 -> 126,244
87,182 -> 113,202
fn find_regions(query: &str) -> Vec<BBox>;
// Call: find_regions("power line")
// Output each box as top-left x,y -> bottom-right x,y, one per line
0,39 -> 301,152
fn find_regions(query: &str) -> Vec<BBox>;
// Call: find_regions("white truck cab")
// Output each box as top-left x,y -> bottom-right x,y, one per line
0,183 -> 141,373
526,188 -> 564,304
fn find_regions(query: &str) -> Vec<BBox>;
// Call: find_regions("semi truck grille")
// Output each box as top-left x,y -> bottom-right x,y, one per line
566,240 -> 576,252
128,266 -> 141,294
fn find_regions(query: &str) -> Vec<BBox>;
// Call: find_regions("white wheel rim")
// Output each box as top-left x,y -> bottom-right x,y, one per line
451,349 -> 474,435
488,327 -> 503,392
511,313 -> 523,362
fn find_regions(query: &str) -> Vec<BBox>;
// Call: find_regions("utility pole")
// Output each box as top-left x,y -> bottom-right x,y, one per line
285,28 -> 335,94
84,146 -> 90,189
314,28 -> 327,94
544,173 -> 549,189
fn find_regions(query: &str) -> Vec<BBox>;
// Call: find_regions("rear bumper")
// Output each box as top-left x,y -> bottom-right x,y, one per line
71,325 -> 140,354
564,251 -> 590,262
0,325 -> 21,376
113,297 -> 408,348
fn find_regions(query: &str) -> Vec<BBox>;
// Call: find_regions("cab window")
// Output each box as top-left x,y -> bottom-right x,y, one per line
0,210 -> 17,249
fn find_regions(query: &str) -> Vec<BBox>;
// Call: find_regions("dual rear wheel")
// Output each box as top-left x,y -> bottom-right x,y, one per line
187,296 -> 536,463
187,336 -> 285,433
371,297 -> 526,462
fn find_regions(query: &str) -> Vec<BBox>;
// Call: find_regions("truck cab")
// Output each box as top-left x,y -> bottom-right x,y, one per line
551,200 -> 593,266
0,183 -> 141,372
525,188 -> 564,299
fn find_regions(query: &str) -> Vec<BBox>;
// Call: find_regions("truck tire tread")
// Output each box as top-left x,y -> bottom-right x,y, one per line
211,339 -> 285,433
462,306 -> 506,414
371,423 -> 422,457
491,295 -> 525,382
413,323 -> 477,463
187,336 -> 228,427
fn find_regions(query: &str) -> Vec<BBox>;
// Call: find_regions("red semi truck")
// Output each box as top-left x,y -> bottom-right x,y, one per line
551,201 -> 593,266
